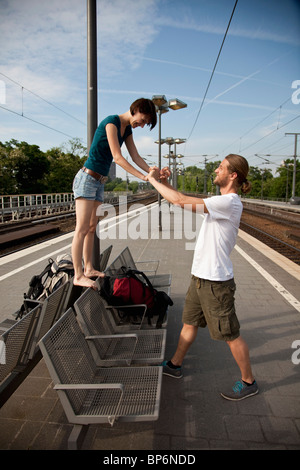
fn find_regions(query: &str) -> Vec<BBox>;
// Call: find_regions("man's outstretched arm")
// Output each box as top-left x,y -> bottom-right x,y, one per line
147,168 -> 208,213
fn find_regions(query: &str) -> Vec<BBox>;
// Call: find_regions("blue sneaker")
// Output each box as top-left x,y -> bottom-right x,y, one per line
162,360 -> 183,379
221,379 -> 259,401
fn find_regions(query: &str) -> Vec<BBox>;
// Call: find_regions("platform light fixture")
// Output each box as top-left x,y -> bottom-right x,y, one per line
152,95 -> 168,109
152,95 -> 187,230
168,99 -> 187,111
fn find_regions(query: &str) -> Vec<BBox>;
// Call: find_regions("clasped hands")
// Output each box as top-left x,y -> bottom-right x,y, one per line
147,166 -> 170,181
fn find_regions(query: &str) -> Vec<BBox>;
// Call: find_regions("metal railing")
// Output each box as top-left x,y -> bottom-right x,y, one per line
0,191 -> 135,223
0,193 -> 75,223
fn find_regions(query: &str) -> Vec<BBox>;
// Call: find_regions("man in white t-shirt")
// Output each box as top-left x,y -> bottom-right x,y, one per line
147,154 -> 258,401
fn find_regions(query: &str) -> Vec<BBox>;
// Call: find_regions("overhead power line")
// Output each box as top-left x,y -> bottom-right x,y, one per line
221,97 -> 292,154
0,104 -> 83,141
187,0 -> 239,140
0,71 -> 86,126
240,114 -> 300,152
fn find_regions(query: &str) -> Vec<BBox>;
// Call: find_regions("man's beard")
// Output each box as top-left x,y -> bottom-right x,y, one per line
213,175 -> 221,187
214,175 -> 227,188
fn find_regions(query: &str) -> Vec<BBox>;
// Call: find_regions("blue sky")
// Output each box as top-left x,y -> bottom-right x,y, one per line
0,0 -> 299,182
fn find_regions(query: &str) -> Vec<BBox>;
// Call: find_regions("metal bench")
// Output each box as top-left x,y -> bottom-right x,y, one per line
99,244 -> 112,272
0,281 -> 72,408
27,280 -> 72,359
38,308 -> 163,449
105,246 -> 172,288
0,304 -> 42,407
73,288 -> 167,365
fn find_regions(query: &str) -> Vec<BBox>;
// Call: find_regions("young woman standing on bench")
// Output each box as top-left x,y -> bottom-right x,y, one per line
71,98 -> 157,290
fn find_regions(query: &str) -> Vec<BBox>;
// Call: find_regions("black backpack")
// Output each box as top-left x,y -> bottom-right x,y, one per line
15,254 -> 74,319
100,266 -> 173,328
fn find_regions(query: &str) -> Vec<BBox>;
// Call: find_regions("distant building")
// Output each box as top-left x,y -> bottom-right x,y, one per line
109,162 -> 116,180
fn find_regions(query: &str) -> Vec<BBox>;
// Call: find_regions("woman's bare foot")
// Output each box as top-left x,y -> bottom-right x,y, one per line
84,269 -> 105,279
74,274 -> 98,290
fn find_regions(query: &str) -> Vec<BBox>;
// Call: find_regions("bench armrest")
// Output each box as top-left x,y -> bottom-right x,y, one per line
86,334 -> 138,340
54,383 -> 124,391
85,334 -> 138,365
135,260 -> 159,275
54,383 -> 124,425
105,304 -> 147,328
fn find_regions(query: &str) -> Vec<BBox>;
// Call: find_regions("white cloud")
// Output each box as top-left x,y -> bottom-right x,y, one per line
97,0 -> 159,76
0,0 -> 160,95
1,1 -> 86,69
0,0 -> 86,102
134,135 -> 156,153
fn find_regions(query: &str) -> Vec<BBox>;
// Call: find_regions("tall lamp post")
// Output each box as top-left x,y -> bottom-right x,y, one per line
160,137 -> 174,184
174,154 -> 184,190
160,137 -> 185,189
151,96 -> 187,231
173,138 -> 186,189
158,137 -> 176,185
87,0 -> 100,271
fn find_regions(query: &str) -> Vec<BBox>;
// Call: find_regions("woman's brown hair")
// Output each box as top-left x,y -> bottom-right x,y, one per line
130,98 -> 157,130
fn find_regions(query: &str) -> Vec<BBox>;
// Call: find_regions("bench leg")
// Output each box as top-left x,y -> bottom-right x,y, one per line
68,424 -> 88,450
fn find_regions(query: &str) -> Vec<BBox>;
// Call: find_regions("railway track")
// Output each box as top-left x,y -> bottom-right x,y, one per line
241,206 -> 300,265
239,220 -> 300,266
1,195 -> 300,266
0,192 -> 158,256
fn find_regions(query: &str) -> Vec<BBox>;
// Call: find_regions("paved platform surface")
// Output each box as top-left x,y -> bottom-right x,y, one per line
0,202 -> 300,452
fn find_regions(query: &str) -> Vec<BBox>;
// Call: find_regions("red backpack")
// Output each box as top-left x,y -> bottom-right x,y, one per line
113,273 -> 154,309
100,267 -> 173,328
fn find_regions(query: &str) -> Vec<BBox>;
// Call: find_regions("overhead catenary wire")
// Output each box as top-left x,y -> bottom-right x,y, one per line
0,104 -> 82,141
0,71 -> 86,126
239,114 -> 300,153
221,97 -> 294,155
0,71 -> 87,144
256,135 -> 292,156
187,0 -> 239,141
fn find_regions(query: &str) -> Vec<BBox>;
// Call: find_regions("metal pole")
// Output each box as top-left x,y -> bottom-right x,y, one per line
87,0 -> 98,151
292,135 -> 298,198
173,143 -> 177,190
87,0 -> 100,270
286,166 -> 289,202
285,133 -> 299,199
204,157 -> 207,194
158,110 -> 162,232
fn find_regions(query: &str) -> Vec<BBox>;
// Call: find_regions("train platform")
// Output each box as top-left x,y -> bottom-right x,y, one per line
0,201 -> 299,453
241,197 -> 300,212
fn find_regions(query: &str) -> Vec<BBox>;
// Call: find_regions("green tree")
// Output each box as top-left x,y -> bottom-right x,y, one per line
247,166 -> 273,198
0,142 -> 16,194
0,140 -> 50,194
104,177 -> 123,192
45,147 -> 84,193
16,141 -> 50,193
178,165 -> 205,193
62,138 -> 87,159
113,181 -> 127,192
128,181 -> 139,193
273,159 -> 300,200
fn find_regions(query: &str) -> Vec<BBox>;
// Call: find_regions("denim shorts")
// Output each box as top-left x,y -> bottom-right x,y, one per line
182,276 -> 240,342
72,169 -> 104,202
